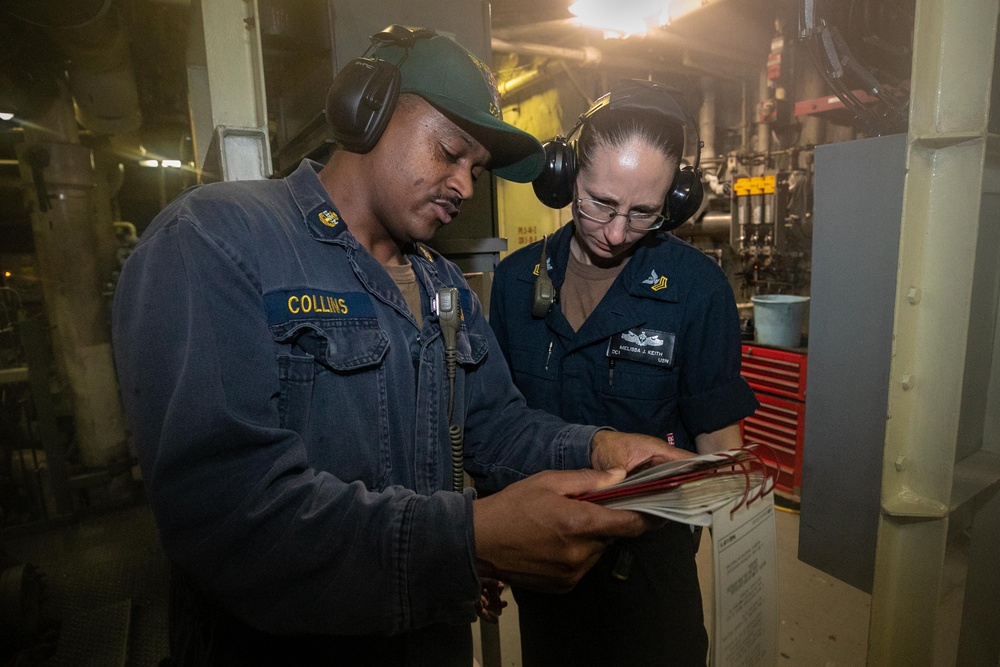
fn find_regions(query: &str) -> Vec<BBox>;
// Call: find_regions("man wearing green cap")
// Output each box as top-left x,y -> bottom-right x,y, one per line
112,28 -> 686,666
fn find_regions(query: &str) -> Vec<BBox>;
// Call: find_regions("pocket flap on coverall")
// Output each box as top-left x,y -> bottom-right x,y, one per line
456,331 -> 489,367
271,321 -> 389,372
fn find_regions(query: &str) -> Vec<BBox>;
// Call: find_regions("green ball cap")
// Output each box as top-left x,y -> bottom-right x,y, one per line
381,35 -> 545,183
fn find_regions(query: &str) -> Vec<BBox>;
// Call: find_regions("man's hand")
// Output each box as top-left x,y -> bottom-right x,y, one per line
475,578 -> 507,623
473,468 -> 652,593
589,429 -> 694,473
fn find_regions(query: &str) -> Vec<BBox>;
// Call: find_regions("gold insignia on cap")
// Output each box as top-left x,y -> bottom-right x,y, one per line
467,52 -> 503,120
318,210 -> 339,227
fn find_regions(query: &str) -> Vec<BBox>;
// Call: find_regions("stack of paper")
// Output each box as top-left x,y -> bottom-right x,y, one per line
577,447 -> 776,526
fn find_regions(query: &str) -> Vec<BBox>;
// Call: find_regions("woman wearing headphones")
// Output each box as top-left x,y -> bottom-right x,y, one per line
488,80 -> 759,666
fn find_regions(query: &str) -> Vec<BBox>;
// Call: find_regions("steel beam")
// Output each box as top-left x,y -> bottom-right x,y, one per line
187,0 -> 271,181
869,0 -> 1000,664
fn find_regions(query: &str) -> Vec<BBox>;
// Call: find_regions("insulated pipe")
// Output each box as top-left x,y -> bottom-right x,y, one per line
492,17 -> 760,66
491,38 -> 603,66
498,67 -> 550,98
16,83 -> 128,469
2,0 -> 143,135
25,0 -> 145,136
740,80 -> 750,154
491,38 -> 694,77
699,76 -> 717,161
756,65 -> 771,155
638,27 -> 762,67
678,212 -> 731,240
58,15 -> 143,135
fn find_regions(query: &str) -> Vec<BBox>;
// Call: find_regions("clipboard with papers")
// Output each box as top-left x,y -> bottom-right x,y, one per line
576,443 -> 778,527
577,444 -> 780,667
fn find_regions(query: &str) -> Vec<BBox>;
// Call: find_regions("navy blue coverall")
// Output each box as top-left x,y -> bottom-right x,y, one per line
112,160 -> 599,666
489,221 -> 758,666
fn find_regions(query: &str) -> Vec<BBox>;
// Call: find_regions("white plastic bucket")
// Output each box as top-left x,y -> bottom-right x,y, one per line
751,294 -> 809,348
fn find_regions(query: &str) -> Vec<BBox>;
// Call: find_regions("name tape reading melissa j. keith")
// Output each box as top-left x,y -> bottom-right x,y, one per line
606,329 -> 676,367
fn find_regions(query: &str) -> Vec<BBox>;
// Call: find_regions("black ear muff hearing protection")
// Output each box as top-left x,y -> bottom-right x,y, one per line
531,80 -> 704,232
666,167 -> 703,230
325,25 -> 437,153
532,140 -> 578,210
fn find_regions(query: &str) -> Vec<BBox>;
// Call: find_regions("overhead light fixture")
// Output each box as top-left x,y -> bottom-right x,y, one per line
0,112 -> 14,121
569,0 -> 708,37
569,0 -> 663,37
138,158 -> 193,169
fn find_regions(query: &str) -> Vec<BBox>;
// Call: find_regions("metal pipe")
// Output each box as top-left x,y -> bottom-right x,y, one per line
492,17 -> 760,65
490,38 -> 706,77
677,212 -> 731,240
16,82 -> 127,469
498,69 -> 545,98
491,38 -> 603,66
756,65 -> 771,155
638,26 -> 762,66
741,80 -> 749,154
699,76 -> 717,160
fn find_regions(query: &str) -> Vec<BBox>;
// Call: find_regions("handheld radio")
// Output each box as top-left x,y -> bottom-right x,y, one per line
434,287 -> 465,493
532,235 -> 555,319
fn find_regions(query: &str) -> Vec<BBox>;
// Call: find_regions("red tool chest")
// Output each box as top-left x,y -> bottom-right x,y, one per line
740,344 -> 807,501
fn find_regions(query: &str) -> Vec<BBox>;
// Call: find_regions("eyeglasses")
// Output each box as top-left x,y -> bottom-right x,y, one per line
574,198 -> 666,232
